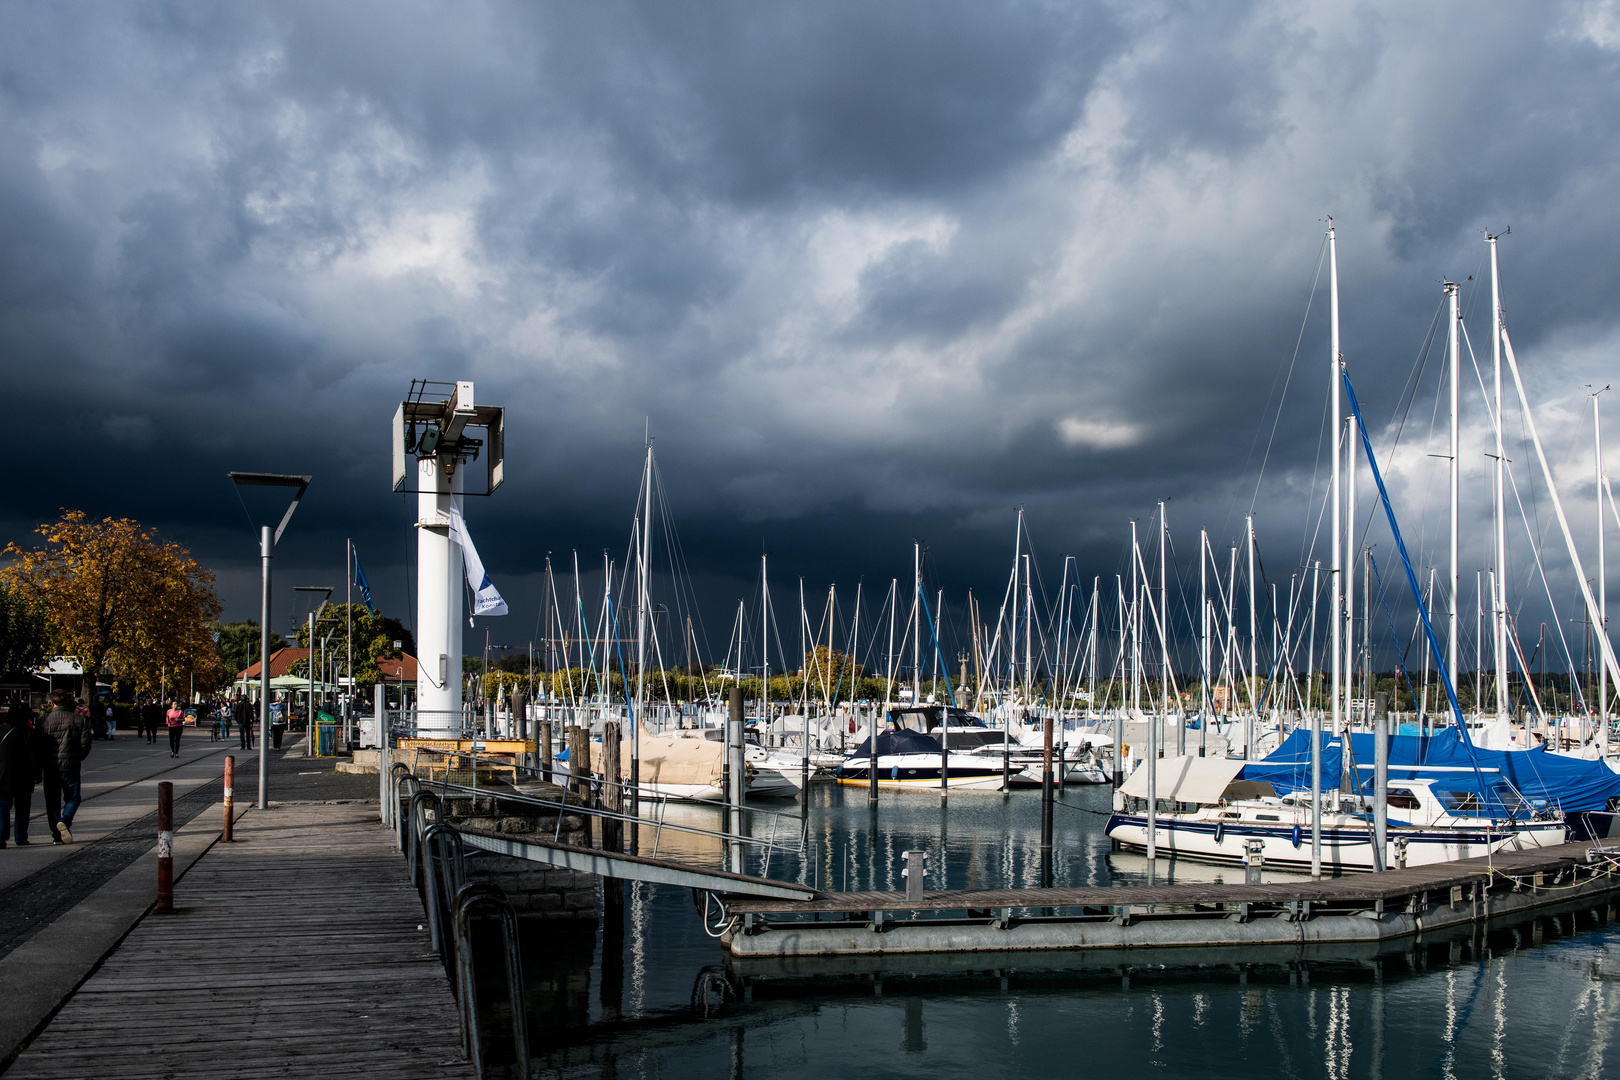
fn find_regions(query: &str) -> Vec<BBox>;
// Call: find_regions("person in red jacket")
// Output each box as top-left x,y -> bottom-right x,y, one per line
165,701 -> 186,758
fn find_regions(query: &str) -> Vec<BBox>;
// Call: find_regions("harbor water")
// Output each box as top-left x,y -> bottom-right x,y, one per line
506,783 -> 1620,1079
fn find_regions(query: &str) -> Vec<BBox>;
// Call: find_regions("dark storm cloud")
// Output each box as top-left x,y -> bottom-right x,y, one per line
2,0 -> 1618,652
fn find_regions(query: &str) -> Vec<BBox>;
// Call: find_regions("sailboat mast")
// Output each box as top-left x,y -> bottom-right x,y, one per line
1319,219 -> 1340,879
913,541 -> 923,705
1447,280 -> 1462,705
634,442 -> 652,795
884,578 -> 897,711
1597,389 -> 1609,756
761,553 -> 769,735
1131,520 -> 1141,715
1246,513 -> 1257,758
1200,533 -> 1210,756
1090,576 -> 1099,720
1160,502 -> 1172,751
1344,415 -> 1357,733
1023,555 -> 1034,707
1489,234 -> 1510,729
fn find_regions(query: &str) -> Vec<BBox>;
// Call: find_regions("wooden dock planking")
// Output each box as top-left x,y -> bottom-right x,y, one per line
721,841 -> 1613,914
7,803 -> 473,1080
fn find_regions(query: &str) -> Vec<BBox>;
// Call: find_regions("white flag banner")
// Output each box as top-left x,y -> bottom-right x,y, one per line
448,501 -> 508,616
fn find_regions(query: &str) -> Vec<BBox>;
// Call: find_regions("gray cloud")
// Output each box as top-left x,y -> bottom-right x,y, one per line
2,0 -> 1617,666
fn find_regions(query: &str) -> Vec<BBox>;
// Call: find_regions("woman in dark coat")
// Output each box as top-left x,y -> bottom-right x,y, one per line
0,699 -> 46,847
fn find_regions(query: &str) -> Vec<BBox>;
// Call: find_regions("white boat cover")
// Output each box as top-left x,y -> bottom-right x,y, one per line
1118,754 -> 1246,804
616,732 -> 727,788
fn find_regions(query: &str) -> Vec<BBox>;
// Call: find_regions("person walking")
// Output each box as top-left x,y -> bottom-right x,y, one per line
165,701 -> 185,758
0,699 -> 47,848
234,695 -> 255,749
39,689 -> 92,844
138,698 -> 157,745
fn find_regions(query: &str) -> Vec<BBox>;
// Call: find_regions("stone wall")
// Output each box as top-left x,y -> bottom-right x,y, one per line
438,783 -> 598,920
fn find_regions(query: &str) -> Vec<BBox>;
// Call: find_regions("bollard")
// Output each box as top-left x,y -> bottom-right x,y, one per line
902,849 -> 928,902
1244,838 -> 1265,887
223,756 -> 235,842
156,781 -> 175,913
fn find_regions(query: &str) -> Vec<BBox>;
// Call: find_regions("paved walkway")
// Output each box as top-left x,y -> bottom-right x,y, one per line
0,732 -> 244,891
6,803 -> 473,1079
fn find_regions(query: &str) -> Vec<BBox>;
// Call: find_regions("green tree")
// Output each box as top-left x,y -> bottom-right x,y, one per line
0,583 -> 48,679
292,605 -> 414,689
214,621 -> 287,686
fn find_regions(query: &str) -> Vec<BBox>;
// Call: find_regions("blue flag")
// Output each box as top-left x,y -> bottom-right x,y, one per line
352,547 -> 377,616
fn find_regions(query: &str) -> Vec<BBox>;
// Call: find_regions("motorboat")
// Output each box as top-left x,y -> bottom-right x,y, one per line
834,726 -> 1025,790
887,705 -> 1110,785
1104,753 -> 1566,872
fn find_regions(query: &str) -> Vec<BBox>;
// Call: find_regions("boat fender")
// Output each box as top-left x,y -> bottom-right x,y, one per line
1214,822 -> 1224,844
1291,824 -> 1302,849
891,764 -> 900,780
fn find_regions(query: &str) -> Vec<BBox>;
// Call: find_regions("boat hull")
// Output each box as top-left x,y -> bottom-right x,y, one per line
1104,813 -> 1567,871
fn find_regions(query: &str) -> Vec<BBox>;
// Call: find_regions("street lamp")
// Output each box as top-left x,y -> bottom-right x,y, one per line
295,586 -> 334,758
229,472 -> 311,809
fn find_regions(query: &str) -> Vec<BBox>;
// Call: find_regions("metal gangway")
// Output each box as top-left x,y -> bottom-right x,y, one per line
387,753 -> 818,903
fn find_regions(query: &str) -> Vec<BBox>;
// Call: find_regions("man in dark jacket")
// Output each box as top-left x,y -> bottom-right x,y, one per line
141,698 -> 163,745
39,689 -> 92,844
234,695 -> 255,749
0,698 -> 48,847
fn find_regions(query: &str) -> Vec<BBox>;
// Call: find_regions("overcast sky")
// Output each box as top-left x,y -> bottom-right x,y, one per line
4,2 -> 1618,671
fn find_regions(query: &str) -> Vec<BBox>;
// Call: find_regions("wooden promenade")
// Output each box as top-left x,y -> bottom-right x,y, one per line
7,804 -> 473,1080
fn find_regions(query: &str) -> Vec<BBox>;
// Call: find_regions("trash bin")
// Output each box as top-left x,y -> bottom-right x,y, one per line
317,721 -> 337,757
271,722 -> 287,749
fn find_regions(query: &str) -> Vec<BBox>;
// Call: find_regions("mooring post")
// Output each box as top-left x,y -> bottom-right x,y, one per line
1040,711 -> 1055,851
374,683 -> 389,826
1373,690 -> 1390,872
602,721 -> 623,853
223,756 -> 235,843
869,708 -> 880,805
728,687 -> 744,874
602,720 -> 624,909
540,722 -> 553,784
569,725 -> 593,846
156,782 -> 175,913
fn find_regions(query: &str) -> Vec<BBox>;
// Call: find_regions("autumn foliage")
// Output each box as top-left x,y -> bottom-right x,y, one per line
2,511 -> 223,695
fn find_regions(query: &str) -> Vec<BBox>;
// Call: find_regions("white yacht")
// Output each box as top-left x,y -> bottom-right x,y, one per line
1104,754 -> 1566,871
835,726 -> 1025,790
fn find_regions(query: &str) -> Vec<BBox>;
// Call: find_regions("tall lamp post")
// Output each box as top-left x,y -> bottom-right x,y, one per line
294,587 -> 334,757
229,472 -> 311,810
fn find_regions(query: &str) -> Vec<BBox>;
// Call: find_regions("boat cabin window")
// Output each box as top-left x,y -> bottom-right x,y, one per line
1255,814 -> 1280,821
1385,791 -> 1422,810
1435,790 -> 1482,814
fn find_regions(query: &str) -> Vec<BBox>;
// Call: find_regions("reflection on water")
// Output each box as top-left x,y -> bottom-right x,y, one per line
511,784 -> 1620,1079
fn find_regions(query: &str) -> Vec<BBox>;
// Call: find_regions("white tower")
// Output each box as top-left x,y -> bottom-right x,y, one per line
393,380 -> 505,736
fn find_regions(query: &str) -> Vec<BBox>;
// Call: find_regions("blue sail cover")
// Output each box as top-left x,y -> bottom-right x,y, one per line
847,727 -> 944,759
1240,727 -> 1620,814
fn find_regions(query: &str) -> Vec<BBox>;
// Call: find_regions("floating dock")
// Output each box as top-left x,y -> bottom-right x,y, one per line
719,842 -> 1620,958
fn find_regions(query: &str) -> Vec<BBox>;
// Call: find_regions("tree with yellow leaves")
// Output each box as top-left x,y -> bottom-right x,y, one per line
2,511 -> 223,698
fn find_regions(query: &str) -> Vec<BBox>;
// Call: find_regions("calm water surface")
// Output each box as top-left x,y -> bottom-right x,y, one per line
510,783 -> 1620,1079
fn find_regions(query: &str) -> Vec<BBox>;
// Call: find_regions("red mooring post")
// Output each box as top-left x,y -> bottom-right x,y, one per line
156,781 -> 174,913
223,756 -> 235,842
